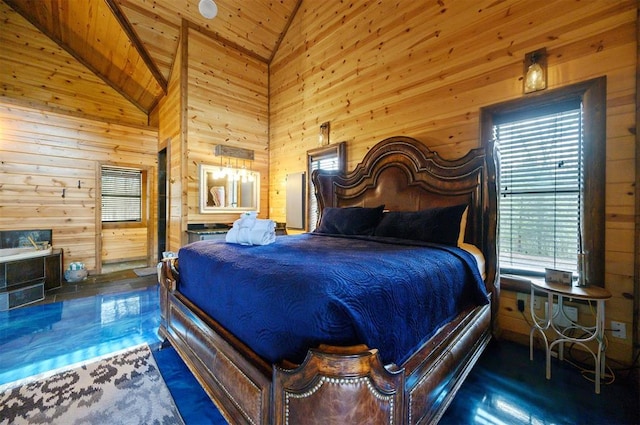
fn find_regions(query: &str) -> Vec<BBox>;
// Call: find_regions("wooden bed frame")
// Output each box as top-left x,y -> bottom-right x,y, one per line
159,136 -> 498,424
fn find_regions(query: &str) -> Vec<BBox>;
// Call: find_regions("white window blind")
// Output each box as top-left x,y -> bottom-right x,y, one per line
308,154 -> 340,231
101,167 -> 142,222
495,101 -> 583,275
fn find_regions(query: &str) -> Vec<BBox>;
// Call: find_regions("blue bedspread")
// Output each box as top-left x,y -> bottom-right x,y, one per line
177,233 -> 488,366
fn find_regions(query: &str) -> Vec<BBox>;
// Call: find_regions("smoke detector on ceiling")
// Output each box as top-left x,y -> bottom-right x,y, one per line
199,0 -> 218,19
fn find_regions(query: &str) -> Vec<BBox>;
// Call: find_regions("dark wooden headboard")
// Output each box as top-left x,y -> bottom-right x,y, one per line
312,136 -> 499,307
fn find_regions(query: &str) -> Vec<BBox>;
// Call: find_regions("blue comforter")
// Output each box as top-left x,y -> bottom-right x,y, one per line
177,233 -> 488,366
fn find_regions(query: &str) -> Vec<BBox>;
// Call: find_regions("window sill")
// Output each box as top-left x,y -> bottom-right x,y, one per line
102,222 -> 147,229
500,274 -> 535,293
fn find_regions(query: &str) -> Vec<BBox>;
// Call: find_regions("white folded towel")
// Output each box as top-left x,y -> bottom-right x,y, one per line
235,211 -> 258,229
245,219 -> 274,231
226,226 -> 276,246
226,214 -> 276,246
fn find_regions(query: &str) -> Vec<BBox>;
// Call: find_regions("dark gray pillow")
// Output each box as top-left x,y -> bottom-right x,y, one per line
314,205 -> 385,236
374,204 -> 467,246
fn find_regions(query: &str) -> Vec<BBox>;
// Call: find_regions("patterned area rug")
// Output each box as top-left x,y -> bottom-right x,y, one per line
0,344 -> 184,425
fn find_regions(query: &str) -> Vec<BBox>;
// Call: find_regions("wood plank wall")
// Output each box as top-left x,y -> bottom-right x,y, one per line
269,0 -> 637,364
157,26 -> 186,253
154,23 -> 269,250
0,2 -> 148,127
102,226 -> 149,264
0,104 -> 157,271
185,26 -> 269,228
0,2 -> 157,272
3,0 -> 165,113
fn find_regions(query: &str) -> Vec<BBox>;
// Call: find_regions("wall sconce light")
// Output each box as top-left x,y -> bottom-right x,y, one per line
523,48 -> 547,94
319,121 -> 330,146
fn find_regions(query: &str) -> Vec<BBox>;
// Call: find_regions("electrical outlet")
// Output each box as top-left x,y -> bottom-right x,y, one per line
516,293 -> 526,312
533,297 -> 541,310
611,321 -> 626,339
545,302 -> 578,327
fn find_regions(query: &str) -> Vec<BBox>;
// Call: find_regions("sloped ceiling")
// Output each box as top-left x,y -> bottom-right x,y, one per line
4,0 -> 300,113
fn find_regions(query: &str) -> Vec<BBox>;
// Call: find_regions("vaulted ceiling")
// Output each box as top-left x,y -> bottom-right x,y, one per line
4,0 -> 301,113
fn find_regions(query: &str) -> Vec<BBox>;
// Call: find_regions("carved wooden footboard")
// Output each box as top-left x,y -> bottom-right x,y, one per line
273,344 -> 405,425
158,136 -> 498,424
160,281 -> 272,423
159,259 -> 492,424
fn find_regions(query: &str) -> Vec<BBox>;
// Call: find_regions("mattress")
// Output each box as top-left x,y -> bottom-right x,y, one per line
176,233 -> 488,365
460,242 -> 486,279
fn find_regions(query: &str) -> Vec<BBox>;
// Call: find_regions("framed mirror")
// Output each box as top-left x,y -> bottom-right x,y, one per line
199,163 -> 260,213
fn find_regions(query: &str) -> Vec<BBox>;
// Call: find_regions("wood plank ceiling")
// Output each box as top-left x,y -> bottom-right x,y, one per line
3,0 -> 300,114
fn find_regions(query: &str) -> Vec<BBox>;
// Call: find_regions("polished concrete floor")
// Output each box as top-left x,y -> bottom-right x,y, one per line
36,262 -> 152,304
441,341 -> 639,424
0,273 -> 224,424
0,274 -> 161,385
1,273 -> 638,424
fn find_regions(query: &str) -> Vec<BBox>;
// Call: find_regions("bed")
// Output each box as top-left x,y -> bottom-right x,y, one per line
158,136 -> 499,424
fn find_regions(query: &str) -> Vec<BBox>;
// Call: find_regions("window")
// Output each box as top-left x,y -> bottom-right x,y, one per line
495,101 -> 582,275
101,166 -> 143,223
307,142 -> 346,231
481,78 -> 605,286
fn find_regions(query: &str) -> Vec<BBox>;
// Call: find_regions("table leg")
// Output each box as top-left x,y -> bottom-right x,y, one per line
557,295 -> 565,362
595,299 -> 605,394
545,291 -> 553,380
530,284 -> 535,361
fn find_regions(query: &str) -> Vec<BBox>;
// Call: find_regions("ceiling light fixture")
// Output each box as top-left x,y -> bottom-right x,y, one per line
199,0 -> 218,19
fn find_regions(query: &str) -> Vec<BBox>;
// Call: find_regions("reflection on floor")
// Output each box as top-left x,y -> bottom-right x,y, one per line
153,345 -> 227,425
0,278 -> 223,424
0,284 -> 162,385
440,341 -> 639,425
1,277 -> 638,425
